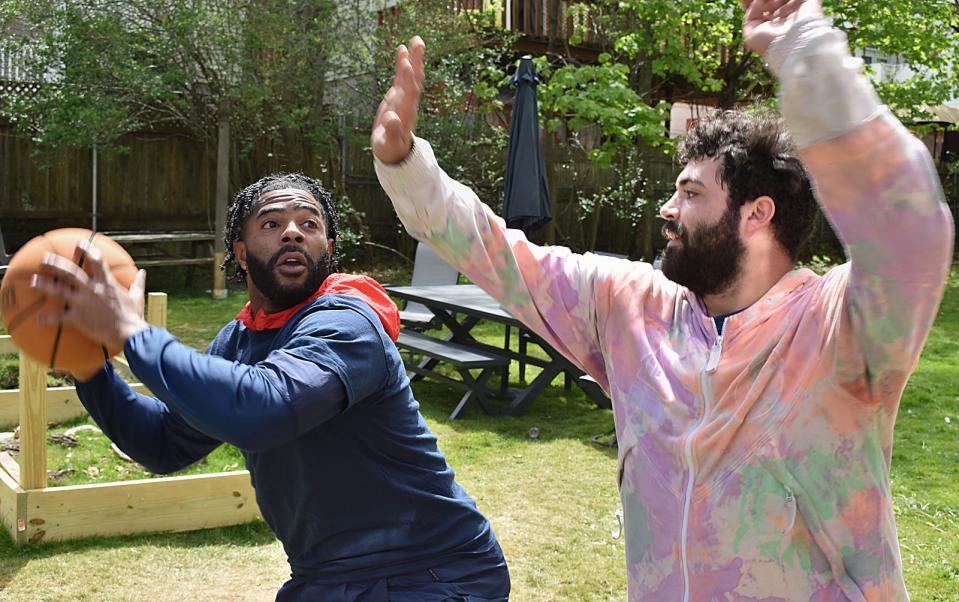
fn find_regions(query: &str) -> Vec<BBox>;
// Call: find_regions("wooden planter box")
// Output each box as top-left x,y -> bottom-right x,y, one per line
0,293 -> 260,545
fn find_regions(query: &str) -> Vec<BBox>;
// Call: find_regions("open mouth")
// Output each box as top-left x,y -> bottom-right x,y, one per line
662,226 -> 681,245
275,252 -> 308,276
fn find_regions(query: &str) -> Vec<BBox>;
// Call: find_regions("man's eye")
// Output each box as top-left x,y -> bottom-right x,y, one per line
303,220 -> 318,229
684,190 -> 698,199
262,220 -> 277,228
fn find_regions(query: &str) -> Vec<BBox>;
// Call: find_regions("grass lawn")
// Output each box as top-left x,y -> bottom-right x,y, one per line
0,267 -> 957,600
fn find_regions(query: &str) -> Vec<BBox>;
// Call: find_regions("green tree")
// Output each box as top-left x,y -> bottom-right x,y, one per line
833,0 -> 959,120
371,0 -> 516,195
527,0 -> 959,257
0,0 -> 377,268
0,0 -> 370,161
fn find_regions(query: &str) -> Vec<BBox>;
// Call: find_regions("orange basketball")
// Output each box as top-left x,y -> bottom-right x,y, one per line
0,228 -> 138,374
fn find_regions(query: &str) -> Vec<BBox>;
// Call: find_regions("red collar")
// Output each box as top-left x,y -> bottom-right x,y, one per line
235,288 -> 325,331
234,273 -> 401,341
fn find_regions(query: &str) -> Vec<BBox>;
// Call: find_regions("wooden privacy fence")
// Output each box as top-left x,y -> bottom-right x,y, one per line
0,292 -> 259,546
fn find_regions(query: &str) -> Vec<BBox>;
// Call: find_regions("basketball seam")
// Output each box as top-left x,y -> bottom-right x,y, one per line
48,231 -> 95,370
5,293 -> 49,335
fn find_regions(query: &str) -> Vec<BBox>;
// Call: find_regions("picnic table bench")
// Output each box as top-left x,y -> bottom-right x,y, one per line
105,231 -> 216,267
104,231 -> 216,286
387,284 -> 612,419
0,230 -> 216,283
395,329 -> 508,420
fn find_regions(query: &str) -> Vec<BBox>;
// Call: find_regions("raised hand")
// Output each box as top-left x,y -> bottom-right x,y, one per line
32,240 -> 149,355
371,36 -> 426,165
741,0 -> 823,57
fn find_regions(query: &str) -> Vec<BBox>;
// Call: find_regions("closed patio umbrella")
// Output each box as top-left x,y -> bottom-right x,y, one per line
502,56 -> 552,235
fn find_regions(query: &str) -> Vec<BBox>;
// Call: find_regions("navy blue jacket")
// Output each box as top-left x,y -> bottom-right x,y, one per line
75,294 -> 498,583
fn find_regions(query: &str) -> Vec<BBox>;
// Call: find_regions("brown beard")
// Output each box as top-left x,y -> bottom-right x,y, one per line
661,205 -> 745,297
245,244 -> 333,310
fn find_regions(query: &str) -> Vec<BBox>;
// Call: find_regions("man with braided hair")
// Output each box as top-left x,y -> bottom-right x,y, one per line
32,173 -> 511,601
221,173 -> 342,293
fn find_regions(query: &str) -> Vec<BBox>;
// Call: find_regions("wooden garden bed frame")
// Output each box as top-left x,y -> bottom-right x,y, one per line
0,293 -> 259,545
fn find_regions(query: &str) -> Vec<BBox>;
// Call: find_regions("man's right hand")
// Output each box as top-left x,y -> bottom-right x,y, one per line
32,240 -> 149,355
371,37 -> 425,165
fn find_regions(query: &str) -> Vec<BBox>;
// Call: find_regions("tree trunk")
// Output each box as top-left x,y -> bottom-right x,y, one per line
543,130 -> 558,245
718,42 -> 755,108
637,187 -> 656,261
587,204 -> 602,251
541,0 -> 566,245
630,41 -> 657,261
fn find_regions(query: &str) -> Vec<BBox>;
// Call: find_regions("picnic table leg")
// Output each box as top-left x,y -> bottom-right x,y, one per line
500,326 -> 512,393
410,357 -> 439,382
411,314 -> 484,383
449,391 -> 473,420
449,367 -> 498,420
186,241 -> 198,287
518,329 -> 530,381
505,363 -> 563,416
576,376 -> 612,410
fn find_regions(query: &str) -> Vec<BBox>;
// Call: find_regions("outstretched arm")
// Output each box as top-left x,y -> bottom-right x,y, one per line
119,304 -> 381,452
371,37 -> 424,166
74,365 -> 222,474
33,246 -> 381,453
745,0 -> 953,396
371,38 -> 638,388
31,245 -> 217,473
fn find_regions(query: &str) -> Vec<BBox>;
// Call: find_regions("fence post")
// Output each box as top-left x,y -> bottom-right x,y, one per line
146,292 -> 168,329
212,102 -> 230,300
18,352 -> 47,490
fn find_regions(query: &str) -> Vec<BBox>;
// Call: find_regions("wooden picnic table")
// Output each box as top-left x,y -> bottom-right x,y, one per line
105,231 -> 216,267
104,230 -> 216,270
107,232 -> 216,244
0,231 -> 217,281
385,284 -> 610,418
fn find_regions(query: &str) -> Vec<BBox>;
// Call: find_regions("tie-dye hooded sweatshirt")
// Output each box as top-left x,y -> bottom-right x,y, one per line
374,19 -> 954,602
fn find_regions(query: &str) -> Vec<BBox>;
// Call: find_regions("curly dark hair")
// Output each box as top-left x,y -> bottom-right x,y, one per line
678,110 -> 818,261
220,173 -> 340,283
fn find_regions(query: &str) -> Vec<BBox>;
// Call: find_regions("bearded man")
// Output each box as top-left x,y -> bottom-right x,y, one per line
32,173 -> 510,602
371,0 -> 953,598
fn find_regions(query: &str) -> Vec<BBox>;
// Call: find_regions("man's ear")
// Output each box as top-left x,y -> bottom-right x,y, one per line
232,239 -> 247,271
327,240 -> 335,258
743,195 -> 776,234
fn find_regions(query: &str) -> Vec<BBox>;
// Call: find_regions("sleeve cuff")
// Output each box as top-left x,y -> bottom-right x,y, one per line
373,137 -> 450,237
765,16 -> 833,77
770,18 -> 883,149
373,136 -> 433,181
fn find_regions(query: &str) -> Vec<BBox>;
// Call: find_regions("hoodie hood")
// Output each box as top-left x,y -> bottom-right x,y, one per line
235,273 -> 401,341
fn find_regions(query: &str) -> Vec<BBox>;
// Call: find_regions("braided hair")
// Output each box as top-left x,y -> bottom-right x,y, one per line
221,173 -> 340,283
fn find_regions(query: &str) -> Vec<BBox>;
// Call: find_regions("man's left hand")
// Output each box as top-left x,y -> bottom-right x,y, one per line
741,0 -> 823,58
371,36 -> 426,165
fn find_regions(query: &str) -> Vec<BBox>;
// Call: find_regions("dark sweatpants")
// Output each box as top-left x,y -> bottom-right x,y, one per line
275,543 -> 510,601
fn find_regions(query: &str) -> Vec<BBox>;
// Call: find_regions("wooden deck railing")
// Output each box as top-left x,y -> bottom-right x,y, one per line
455,0 -> 600,46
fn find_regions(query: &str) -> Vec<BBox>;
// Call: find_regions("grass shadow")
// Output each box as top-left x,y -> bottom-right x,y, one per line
0,520 -> 275,591
410,377 -> 619,461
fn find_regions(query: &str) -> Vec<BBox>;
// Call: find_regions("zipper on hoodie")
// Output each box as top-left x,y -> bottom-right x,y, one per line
680,332 -> 723,602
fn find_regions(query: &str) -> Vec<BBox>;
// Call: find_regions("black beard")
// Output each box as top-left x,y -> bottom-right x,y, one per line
246,245 -> 332,311
661,205 -> 745,297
